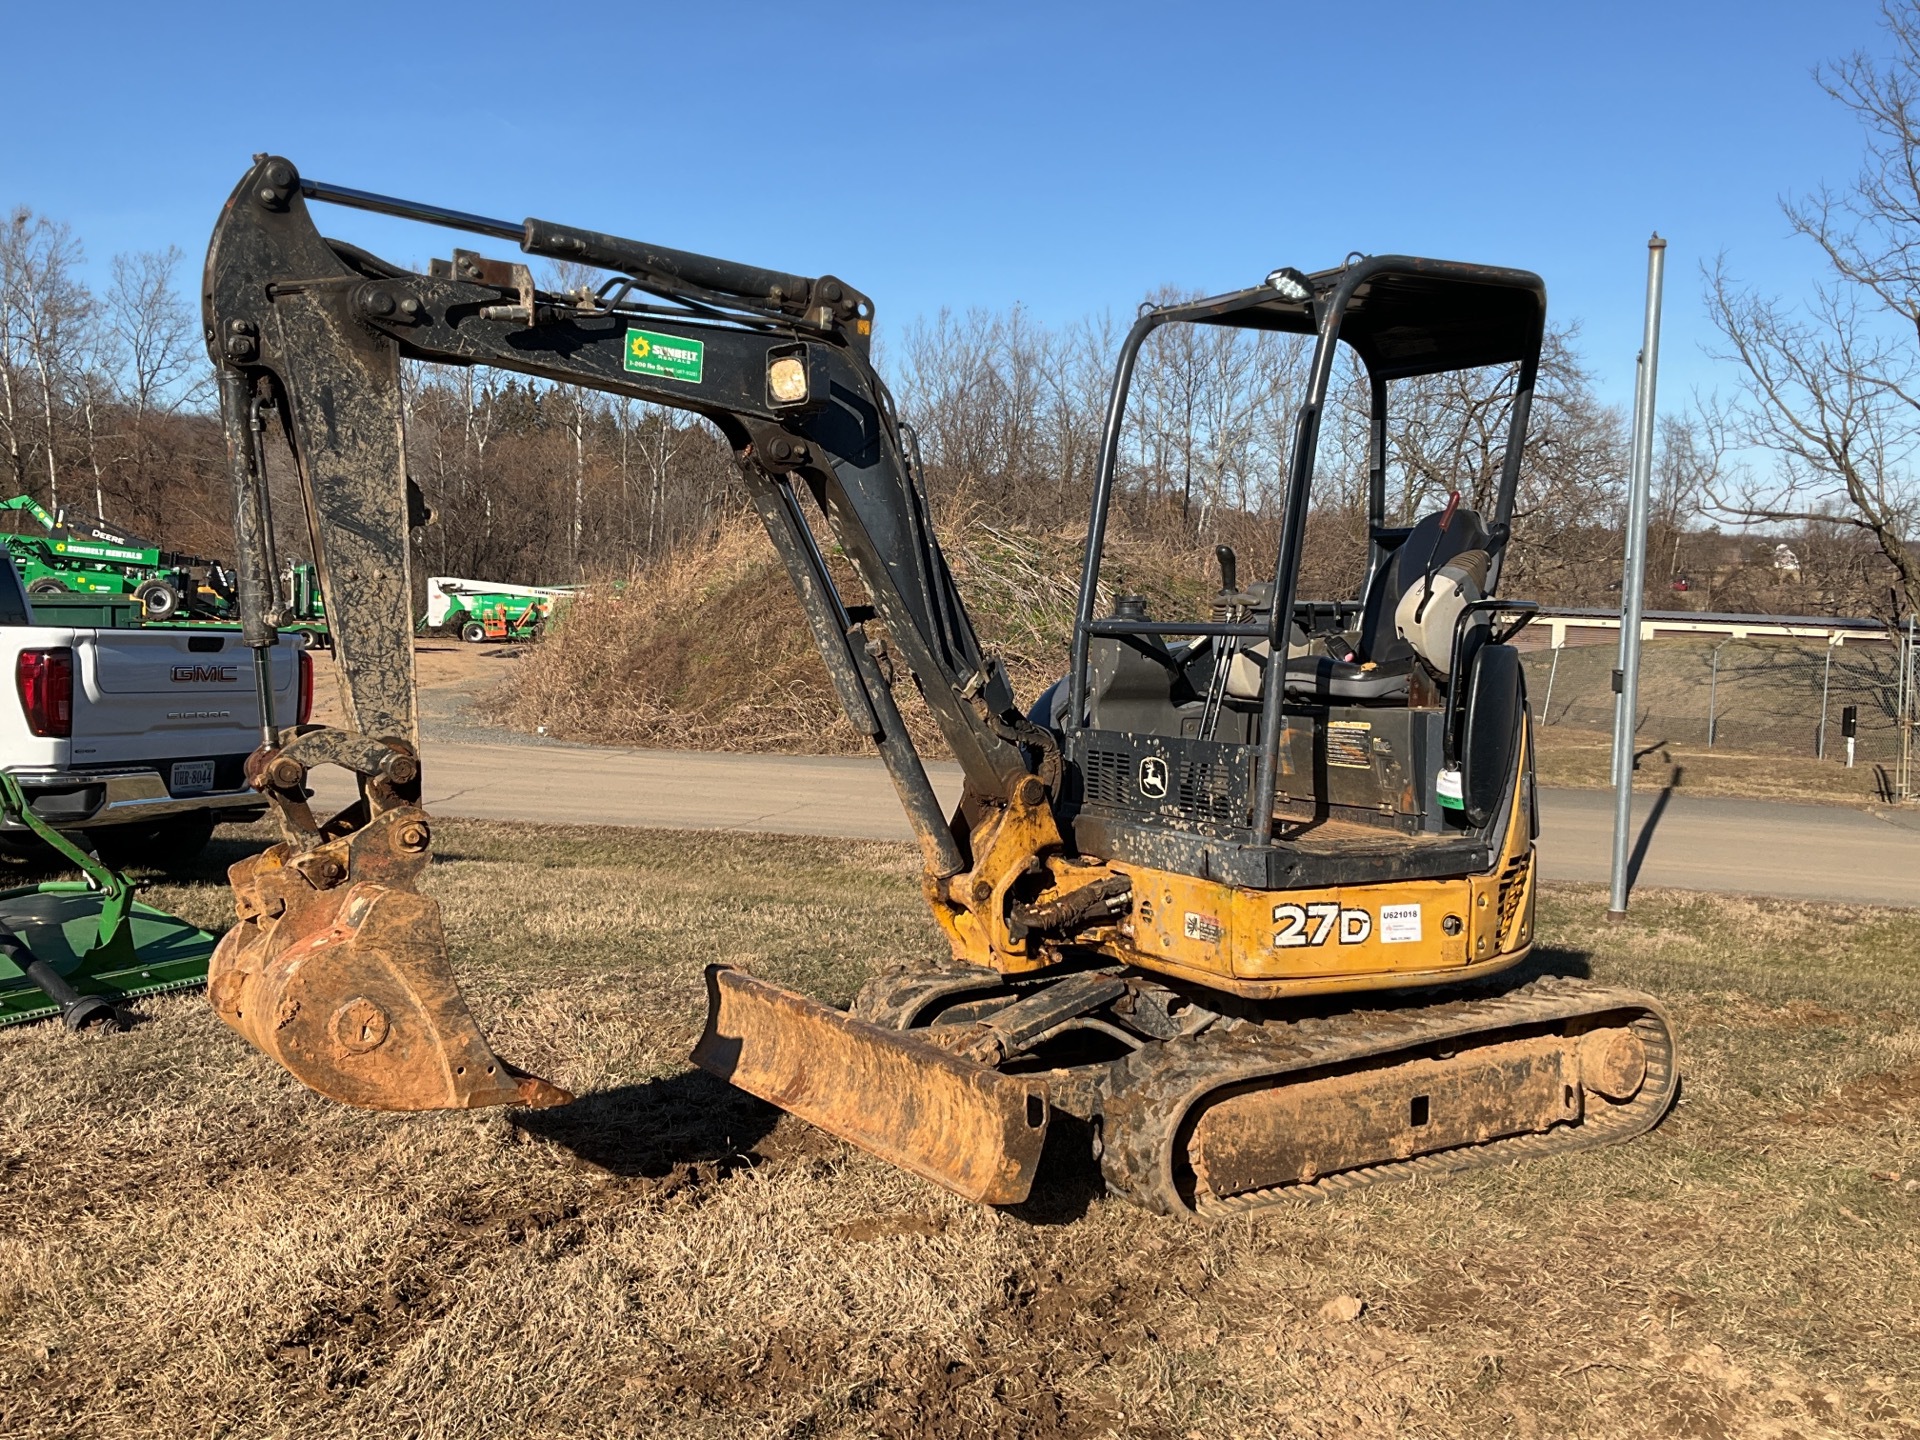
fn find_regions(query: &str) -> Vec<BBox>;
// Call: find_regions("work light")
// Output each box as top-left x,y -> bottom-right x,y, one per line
1265,267 -> 1314,303
768,354 -> 809,405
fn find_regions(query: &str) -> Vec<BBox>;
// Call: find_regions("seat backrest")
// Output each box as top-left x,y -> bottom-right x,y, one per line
1357,507 -> 1490,664
1085,635 -> 1183,732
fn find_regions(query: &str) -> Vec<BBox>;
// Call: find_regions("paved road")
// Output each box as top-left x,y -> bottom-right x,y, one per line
1532,786 -> 1919,906
311,738 -> 1920,908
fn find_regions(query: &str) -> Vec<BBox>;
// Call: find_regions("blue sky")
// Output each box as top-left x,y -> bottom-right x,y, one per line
0,1 -> 1893,413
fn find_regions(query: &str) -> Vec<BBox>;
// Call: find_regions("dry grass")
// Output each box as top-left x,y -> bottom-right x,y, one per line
492,524 -> 875,754
1533,637 -> 1907,767
1530,636 -> 1912,807
1533,727 -> 1899,807
1,820 -> 1917,1438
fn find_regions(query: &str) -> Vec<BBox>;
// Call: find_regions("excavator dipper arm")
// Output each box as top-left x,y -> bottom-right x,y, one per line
203,157 -> 1055,1190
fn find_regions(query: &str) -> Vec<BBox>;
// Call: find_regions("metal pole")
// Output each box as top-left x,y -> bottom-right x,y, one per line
1707,640 -> 1726,749
1541,643 -> 1563,726
1817,640 -> 1834,760
1896,622 -> 1908,796
1608,234 -> 1666,920
1905,615 -> 1917,801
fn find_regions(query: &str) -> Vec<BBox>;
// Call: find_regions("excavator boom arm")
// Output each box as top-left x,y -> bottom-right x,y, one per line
199,157 -> 1053,1167
205,157 -> 1031,837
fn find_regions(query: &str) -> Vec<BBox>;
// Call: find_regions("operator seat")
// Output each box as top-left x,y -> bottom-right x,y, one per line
1224,506 -> 1492,704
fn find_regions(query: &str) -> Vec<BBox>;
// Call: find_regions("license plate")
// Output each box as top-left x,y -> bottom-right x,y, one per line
170,761 -> 215,795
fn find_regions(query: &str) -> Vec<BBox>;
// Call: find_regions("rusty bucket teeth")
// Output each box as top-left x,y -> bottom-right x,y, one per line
210,870 -> 571,1112
692,964 -> 1049,1206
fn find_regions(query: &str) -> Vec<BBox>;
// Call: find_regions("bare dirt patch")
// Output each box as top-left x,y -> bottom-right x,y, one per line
1785,1063 -> 1920,1127
307,640 -> 528,731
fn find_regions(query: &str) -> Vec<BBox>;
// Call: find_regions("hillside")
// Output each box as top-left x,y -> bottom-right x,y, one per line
495,516 -> 1909,807
492,514 -> 1213,755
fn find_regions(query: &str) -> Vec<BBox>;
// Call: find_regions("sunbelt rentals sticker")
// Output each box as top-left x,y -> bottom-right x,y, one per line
624,328 -> 704,383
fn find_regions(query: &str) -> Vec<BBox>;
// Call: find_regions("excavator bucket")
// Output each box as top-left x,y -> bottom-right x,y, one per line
693,965 -> 1049,1205
209,841 -> 570,1111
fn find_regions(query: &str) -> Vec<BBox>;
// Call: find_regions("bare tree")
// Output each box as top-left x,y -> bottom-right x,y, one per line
1704,260 -> 1920,617
0,209 -> 93,506
1648,412 -> 1715,586
105,246 -> 203,507
1703,3 -> 1920,618
629,405 -> 686,559
1314,325 -> 1630,603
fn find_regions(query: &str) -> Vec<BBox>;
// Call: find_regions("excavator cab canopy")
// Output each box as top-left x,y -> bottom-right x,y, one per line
1148,259 -> 1547,378
1059,256 -> 1547,889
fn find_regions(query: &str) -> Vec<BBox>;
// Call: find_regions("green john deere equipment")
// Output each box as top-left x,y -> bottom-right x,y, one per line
0,494 -> 234,621
281,562 -> 330,648
422,576 -> 569,643
0,773 -> 218,1030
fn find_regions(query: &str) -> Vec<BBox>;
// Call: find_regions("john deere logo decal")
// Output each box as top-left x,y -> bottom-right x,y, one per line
1138,755 -> 1169,800
624,328 -> 704,383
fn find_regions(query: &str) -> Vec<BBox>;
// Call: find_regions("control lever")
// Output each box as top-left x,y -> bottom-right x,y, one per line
1201,546 -> 1245,741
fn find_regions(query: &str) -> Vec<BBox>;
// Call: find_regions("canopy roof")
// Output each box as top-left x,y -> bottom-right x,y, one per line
1153,255 -> 1547,381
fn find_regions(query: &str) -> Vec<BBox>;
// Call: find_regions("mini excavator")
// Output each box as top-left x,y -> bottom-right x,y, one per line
202,156 -> 1675,1216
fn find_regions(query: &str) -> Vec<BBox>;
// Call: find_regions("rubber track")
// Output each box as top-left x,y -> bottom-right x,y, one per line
1096,976 -> 1677,1218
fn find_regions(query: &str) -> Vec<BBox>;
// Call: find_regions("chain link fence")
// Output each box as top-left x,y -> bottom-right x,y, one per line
1524,628 -> 1918,798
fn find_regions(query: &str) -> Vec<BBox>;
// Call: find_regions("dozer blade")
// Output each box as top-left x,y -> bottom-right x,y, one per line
693,965 -> 1049,1205
209,869 -> 571,1112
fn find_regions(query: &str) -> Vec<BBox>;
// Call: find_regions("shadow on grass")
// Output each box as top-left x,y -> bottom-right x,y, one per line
511,1067 -> 781,1179
515,1064 -> 1114,1224
0,827 -> 279,888
1512,940 -> 1589,990
186,831 -> 277,879
1005,1111 -> 1105,1227
1392,941 -> 1593,1008
1494,941 -> 1592,986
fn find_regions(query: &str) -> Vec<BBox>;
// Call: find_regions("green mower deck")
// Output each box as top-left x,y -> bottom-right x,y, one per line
0,773 -> 220,1028
0,888 -> 217,1026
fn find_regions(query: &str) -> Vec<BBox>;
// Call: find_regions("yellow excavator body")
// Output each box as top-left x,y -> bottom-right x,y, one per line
200,155 -> 1674,1219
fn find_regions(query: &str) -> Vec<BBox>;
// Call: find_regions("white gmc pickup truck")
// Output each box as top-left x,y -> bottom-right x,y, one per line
0,557 -> 305,864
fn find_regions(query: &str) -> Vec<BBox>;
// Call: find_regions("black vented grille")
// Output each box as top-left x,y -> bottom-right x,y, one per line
1497,853 -> 1531,940
1082,746 -> 1134,807
1075,738 -> 1251,831
1177,756 -> 1235,824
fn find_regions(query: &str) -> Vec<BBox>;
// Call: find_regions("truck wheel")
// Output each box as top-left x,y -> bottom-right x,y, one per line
461,621 -> 488,644
26,578 -> 68,596
134,578 -> 182,621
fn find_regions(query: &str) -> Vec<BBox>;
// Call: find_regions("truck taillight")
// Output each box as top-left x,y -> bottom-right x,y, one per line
297,648 -> 313,725
17,648 -> 73,738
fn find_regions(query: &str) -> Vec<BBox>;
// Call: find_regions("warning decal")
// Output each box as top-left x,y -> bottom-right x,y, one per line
1183,911 -> 1224,944
1326,721 -> 1373,769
